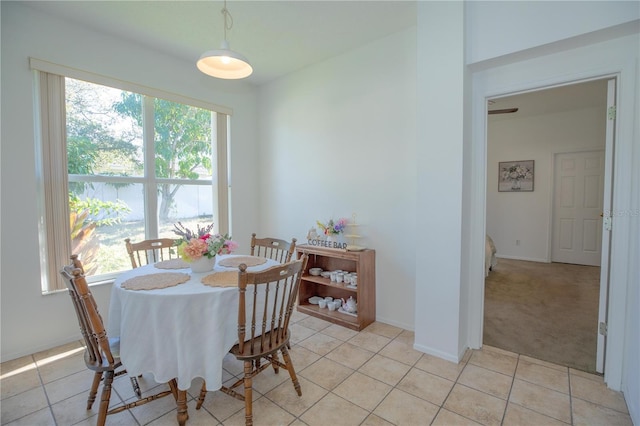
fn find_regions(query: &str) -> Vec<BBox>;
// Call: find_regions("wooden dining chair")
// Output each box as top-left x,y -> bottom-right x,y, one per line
250,233 -> 297,263
195,255 -> 308,426
250,234 -> 298,350
60,255 -> 178,426
125,237 -> 178,268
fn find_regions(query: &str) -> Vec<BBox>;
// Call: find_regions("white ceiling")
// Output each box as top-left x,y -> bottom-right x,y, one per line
25,1 -> 607,113
25,0 -> 417,85
488,79 -> 609,119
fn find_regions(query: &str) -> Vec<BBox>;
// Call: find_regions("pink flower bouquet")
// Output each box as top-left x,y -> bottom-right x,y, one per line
173,222 -> 238,262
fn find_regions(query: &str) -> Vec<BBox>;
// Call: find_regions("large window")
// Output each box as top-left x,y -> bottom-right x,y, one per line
34,63 -> 230,292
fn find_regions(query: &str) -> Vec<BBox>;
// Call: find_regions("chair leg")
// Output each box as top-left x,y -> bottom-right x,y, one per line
176,389 -> 189,426
96,371 -> 115,426
130,375 -> 142,398
281,346 -> 302,397
271,352 -> 280,374
168,378 -> 180,401
195,381 -> 207,410
87,372 -> 103,410
243,360 -> 253,426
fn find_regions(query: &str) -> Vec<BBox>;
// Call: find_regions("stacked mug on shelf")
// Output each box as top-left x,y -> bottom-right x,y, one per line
329,270 -> 357,287
318,296 -> 341,311
309,267 -> 357,288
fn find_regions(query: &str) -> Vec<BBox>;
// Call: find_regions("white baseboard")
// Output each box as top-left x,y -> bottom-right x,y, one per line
413,342 -> 460,363
496,255 -> 550,263
373,316 -> 414,332
1,335 -> 81,363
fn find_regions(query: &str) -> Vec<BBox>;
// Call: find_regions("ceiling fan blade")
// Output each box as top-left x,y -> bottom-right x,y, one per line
488,108 -> 519,115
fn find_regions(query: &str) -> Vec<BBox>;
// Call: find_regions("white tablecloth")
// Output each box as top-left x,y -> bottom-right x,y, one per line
107,254 -> 278,390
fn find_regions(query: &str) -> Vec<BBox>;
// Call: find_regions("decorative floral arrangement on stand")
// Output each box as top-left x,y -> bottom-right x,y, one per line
316,217 -> 348,238
173,222 -> 238,262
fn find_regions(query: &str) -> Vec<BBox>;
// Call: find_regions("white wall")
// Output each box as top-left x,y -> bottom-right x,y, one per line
466,1 -> 639,65
486,105 -> 607,262
414,1 -> 467,362
258,28 -> 417,330
0,2 -> 261,361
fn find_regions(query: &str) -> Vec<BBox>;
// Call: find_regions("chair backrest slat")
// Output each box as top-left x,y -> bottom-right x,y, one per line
66,275 -> 95,361
61,260 -> 116,367
125,238 -> 178,268
237,275 -> 247,354
235,255 -> 307,358
250,234 -> 297,263
269,281 -> 281,348
260,282 -> 269,353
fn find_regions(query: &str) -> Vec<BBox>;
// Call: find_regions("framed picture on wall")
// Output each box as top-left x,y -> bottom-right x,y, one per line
498,160 -> 534,192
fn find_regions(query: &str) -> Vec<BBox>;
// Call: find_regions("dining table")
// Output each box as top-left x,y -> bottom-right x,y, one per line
106,254 -> 280,425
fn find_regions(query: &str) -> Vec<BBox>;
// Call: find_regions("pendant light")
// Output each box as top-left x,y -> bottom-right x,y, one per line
197,0 -> 253,79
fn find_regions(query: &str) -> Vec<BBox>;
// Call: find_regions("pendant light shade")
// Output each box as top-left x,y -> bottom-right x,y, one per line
197,1 -> 252,79
197,41 -> 253,79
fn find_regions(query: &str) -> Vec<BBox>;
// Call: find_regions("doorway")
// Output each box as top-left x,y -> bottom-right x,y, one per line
483,79 -> 610,372
468,36 -> 634,390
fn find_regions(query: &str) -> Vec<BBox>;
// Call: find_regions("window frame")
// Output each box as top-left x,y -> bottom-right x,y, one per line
31,58 -> 231,292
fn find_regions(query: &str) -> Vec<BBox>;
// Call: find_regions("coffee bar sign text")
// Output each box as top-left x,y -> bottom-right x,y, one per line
307,238 -> 347,250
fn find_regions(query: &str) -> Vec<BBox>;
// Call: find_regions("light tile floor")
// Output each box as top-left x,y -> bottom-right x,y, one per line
1,312 -> 633,425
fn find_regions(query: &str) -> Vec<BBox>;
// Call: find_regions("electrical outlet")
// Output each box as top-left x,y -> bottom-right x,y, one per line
516,240 -> 520,246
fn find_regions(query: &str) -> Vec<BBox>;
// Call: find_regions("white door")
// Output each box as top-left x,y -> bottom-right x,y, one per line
596,78 -> 616,373
552,150 -> 605,266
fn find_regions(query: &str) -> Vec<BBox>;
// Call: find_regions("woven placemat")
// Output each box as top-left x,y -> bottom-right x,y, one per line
218,256 -> 268,268
201,271 -> 238,287
121,272 -> 190,291
154,259 -> 189,269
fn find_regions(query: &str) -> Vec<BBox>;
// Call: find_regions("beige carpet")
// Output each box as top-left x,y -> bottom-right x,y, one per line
483,258 -> 600,373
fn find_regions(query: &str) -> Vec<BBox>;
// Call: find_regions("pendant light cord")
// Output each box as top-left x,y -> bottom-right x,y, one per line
221,0 -> 233,42
197,0 -> 252,78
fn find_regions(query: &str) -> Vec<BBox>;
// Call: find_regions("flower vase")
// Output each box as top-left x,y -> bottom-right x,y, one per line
190,256 -> 215,273
511,179 -> 521,190
326,234 -> 342,248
